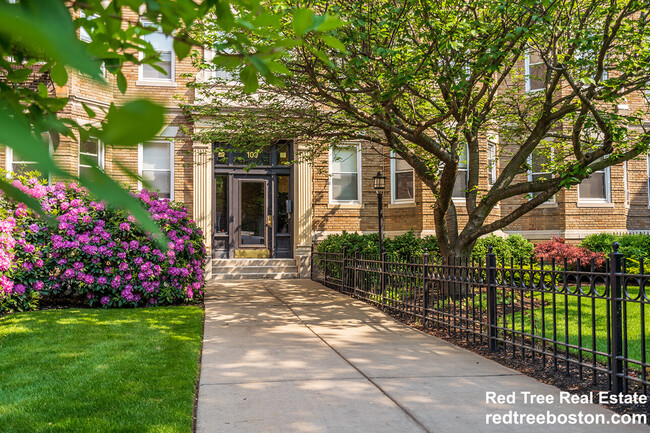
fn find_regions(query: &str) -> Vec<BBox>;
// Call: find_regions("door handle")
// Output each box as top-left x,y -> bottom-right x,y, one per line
267,215 -> 272,227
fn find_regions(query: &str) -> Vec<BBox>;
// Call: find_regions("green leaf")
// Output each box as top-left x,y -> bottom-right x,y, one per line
37,82 -> 48,99
116,71 -> 127,94
50,63 -> 68,86
81,102 -> 96,119
101,100 -> 165,146
7,68 -> 33,82
173,37 -> 192,61
239,65 -> 259,93
292,8 -> 313,37
320,35 -> 347,53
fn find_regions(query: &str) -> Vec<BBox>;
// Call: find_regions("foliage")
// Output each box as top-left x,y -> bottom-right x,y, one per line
0,174 -> 207,313
317,230 -> 531,262
581,233 -> 650,265
534,237 -> 605,268
0,306 -> 203,433
471,234 -> 535,265
0,0 -> 340,240
192,0 -> 650,257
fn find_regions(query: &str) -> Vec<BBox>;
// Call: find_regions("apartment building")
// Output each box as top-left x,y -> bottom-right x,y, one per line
3,14 -> 650,278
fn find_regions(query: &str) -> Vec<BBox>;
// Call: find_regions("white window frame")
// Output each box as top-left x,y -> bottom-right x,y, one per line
5,135 -> 53,185
328,144 -> 362,205
390,151 -> 415,204
487,140 -> 497,188
78,137 -> 104,176
624,160 -> 629,207
137,19 -> 175,85
527,147 -> 555,203
578,165 -> 611,204
203,46 -> 238,82
452,145 -> 469,200
138,140 -> 175,200
525,50 -> 545,93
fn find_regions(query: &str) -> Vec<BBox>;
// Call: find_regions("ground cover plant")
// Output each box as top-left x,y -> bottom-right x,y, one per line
0,174 -> 207,314
0,306 -> 203,433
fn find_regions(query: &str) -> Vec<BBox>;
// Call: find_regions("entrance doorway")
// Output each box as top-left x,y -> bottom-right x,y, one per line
212,142 -> 293,259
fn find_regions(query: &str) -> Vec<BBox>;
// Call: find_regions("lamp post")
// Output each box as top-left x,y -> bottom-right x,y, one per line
373,171 -> 386,256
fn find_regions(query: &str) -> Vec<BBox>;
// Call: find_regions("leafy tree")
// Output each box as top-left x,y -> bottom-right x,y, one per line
0,0 -> 339,242
188,0 -> 650,257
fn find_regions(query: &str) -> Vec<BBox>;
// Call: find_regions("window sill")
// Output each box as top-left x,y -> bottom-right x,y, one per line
135,80 -> 177,87
328,203 -> 364,209
451,197 -> 466,205
577,201 -> 614,208
388,201 -> 416,209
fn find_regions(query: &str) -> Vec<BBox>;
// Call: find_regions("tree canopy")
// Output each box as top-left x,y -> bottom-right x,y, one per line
0,0 -> 339,243
189,0 -> 650,256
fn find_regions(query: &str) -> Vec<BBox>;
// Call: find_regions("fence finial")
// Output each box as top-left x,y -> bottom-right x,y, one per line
612,242 -> 620,253
488,245 -> 494,254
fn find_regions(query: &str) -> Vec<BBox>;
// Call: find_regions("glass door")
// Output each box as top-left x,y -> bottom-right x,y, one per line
236,179 -> 269,252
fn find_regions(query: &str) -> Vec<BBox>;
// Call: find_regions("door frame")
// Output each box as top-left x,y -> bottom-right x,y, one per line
234,177 -> 270,251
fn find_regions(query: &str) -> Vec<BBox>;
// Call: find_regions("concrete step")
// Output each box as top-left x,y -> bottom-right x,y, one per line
212,258 -> 297,266
211,272 -> 299,280
211,258 -> 299,280
213,265 -> 299,274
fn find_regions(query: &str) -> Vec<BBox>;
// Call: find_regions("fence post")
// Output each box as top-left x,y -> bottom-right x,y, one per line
310,243 -> 314,280
354,249 -> 359,296
340,247 -> 346,293
487,246 -> 498,352
381,251 -> 387,300
423,249 -> 430,327
609,242 -> 624,394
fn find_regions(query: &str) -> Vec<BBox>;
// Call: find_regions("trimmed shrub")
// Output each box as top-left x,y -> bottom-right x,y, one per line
471,234 -> 535,265
1,174 -> 207,314
534,237 -> 605,268
582,233 -> 650,264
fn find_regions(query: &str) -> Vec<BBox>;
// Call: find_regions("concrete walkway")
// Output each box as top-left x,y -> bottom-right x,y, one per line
196,279 -> 649,433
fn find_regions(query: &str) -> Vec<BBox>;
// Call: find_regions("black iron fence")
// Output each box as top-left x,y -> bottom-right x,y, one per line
311,243 -> 650,395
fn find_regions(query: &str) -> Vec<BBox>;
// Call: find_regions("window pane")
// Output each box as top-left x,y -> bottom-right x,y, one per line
395,171 -> 414,200
240,182 -> 265,245
142,51 -> 172,80
277,175 -> 290,234
580,172 -> 606,200
142,170 -> 171,198
215,175 -> 228,233
79,165 -> 93,179
331,173 -> 358,201
530,51 -> 543,65
452,170 -> 468,197
80,138 -> 99,155
143,142 -> 171,170
232,148 -> 270,166
277,142 -> 290,165
529,63 -> 546,90
331,147 -> 357,173
531,150 -> 551,172
143,30 -> 173,51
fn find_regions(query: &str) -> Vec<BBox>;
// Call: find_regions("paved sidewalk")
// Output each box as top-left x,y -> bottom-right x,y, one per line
196,279 -> 649,433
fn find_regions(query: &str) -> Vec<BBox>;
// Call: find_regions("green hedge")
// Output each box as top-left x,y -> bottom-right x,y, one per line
581,233 -> 650,265
316,230 -> 533,264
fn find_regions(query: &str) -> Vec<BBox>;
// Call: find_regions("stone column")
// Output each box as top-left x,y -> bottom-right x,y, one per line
193,142 -> 212,279
294,144 -> 313,278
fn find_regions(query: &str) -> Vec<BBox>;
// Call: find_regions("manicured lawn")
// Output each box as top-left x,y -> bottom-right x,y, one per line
0,306 -> 203,433
502,288 -> 649,368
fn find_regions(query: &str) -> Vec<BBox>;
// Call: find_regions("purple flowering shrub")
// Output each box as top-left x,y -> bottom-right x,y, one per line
1,174 -> 207,313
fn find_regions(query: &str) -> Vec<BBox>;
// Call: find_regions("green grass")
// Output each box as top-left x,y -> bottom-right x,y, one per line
0,306 -> 204,433
500,288 -> 649,368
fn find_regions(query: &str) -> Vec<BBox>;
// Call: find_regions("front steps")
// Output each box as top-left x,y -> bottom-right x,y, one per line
211,258 -> 300,280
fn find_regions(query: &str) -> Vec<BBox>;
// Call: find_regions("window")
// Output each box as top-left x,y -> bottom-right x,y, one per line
6,134 -> 52,183
452,146 -> 468,198
139,21 -> 174,82
390,151 -> 414,203
527,148 -> 554,202
203,46 -> 238,81
525,50 -> 546,92
78,137 -> 104,177
487,141 -> 497,188
329,145 -> 361,204
139,141 -> 174,199
579,161 -> 610,202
